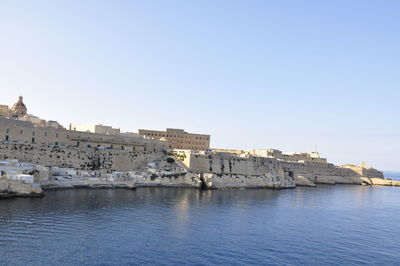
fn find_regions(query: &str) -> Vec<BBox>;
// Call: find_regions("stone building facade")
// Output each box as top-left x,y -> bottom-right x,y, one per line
211,148 -> 328,164
0,96 -> 28,118
0,96 -> 63,129
0,105 -> 11,118
0,97 -> 167,152
11,96 -> 27,118
138,128 -> 210,151
70,124 -> 121,135
0,118 -> 167,152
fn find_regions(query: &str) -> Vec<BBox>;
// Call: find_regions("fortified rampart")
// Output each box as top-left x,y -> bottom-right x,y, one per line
0,142 -> 163,172
173,150 -> 296,189
0,118 -> 167,152
0,141 -> 385,191
340,164 -> 383,178
174,150 -> 384,187
211,148 -> 328,163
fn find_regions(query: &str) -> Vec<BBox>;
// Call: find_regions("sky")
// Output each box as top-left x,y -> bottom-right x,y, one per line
0,0 -> 399,171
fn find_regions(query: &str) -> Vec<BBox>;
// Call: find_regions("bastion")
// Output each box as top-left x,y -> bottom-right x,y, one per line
0,141 -> 394,198
172,149 -> 385,188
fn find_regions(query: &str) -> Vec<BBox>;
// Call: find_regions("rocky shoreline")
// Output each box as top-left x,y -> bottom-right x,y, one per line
0,180 -> 44,198
0,154 -> 398,199
2,174 -> 399,199
361,177 -> 400,187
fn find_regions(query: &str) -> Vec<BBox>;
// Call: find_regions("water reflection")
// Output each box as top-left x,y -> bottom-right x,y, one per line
0,186 -> 399,265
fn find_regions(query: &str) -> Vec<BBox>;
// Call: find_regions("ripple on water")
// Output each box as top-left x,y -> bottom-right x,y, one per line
0,187 -> 399,265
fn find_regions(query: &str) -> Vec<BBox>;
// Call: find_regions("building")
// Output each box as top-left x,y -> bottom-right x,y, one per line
11,96 -> 27,118
0,105 -> 11,118
211,148 -> 328,163
0,96 -> 167,152
0,118 -> 166,152
18,114 -> 64,129
70,124 -> 120,135
0,96 -> 64,129
0,96 -> 28,118
138,128 -> 210,151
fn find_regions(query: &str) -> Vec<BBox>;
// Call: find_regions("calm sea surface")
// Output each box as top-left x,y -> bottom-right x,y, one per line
384,171 -> 400,180
0,186 -> 399,265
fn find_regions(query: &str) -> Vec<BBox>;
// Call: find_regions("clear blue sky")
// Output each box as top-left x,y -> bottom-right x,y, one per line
0,0 -> 399,171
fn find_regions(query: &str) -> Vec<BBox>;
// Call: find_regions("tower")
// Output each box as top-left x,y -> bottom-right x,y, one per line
11,96 -> 27,118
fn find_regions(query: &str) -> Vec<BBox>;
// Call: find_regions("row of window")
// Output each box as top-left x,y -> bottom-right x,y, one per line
144,132 -> 209,141
1,128 -> 157,148
174,146 -> 202,150
3,135 -> 59,145
5,128 -> 61,138
172,140 -> 208,145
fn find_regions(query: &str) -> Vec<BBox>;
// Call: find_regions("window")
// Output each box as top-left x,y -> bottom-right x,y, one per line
20,130 -> 23,134
56,133 -> 59,138
6,128 -> 9,134
32,131 -> 35,136
44,132 -> 48,137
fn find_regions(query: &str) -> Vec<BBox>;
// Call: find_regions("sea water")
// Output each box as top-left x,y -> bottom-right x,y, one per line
0,186 -> 399,265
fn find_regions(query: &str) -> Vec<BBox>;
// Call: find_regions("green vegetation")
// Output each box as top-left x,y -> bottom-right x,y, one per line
150,174 -> 158,180
166,157 -> 175,163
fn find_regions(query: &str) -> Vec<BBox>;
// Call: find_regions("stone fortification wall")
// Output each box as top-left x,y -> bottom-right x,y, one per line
0,179 -> 43,197
0,142 -> 384,190
279,161 -> 363,184
0,118 -> 167,152
184,152 -> 295,189
180,151 -> 383,187
200,173 -> 295,189
361,168 -> 384,178
0,142 -> 163,172
211,148 -> 328,163
340,164 -> 383,178
281,161 -> 351,177
281,161 -> 383,182
187,153 -> 283,176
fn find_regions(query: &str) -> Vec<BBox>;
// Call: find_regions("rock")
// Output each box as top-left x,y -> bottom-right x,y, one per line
201,173 -> 296,189
294,176 -> 316,187
0,179 -> 44,198
361,177 -> 400,187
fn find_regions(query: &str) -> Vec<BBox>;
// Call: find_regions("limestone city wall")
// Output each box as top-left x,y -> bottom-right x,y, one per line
179,151 -> 383,187
0,142 -> 163,172
181,152 -> 295,188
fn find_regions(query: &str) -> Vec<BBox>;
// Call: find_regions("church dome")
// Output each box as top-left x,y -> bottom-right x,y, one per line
11,96 -> 27,117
